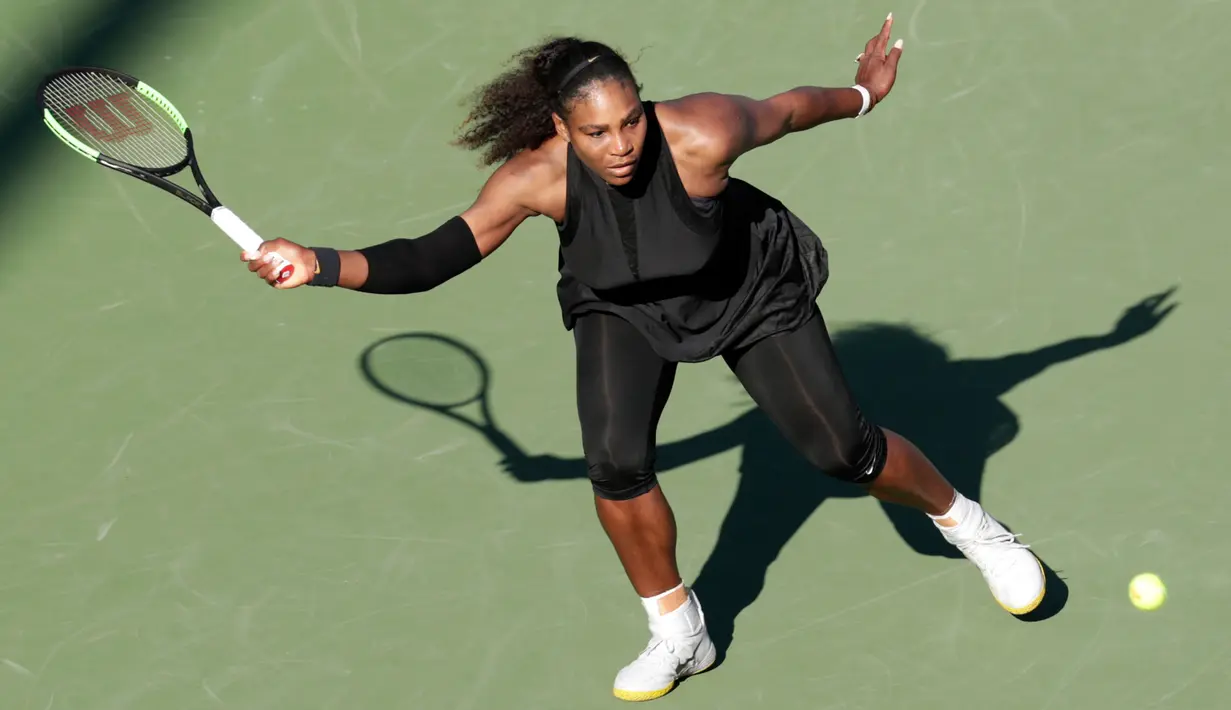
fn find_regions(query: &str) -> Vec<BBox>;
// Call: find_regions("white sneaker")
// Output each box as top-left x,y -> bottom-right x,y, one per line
612,588 -> 717,702
936,497 -> 1046,615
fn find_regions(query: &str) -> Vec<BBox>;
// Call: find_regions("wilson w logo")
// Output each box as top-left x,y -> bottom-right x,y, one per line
64,92 -> 152,142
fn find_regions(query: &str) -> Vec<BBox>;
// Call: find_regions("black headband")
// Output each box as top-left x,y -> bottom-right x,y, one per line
551,48 -> 619,96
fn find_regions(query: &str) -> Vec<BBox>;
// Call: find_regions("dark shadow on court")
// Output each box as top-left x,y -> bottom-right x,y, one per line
0,0 -> 184,246
359,287 -> 1176,663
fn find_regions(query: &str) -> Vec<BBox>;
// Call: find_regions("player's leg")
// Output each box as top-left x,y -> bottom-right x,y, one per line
573,312 -> 715,701
575,312 -> 680,598
721,307 -> 1046,615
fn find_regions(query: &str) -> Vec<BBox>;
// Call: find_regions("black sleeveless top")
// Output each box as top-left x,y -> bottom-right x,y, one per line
556,101 -> 724,290
554,101 -> 830,363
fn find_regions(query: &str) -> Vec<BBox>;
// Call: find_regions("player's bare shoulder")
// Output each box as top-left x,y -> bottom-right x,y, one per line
493,135 -> 568,223
654,94 -> 739,194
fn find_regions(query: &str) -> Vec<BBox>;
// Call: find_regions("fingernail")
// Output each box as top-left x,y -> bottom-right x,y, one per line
887,11 -> 893,20
895,38 -> 904,48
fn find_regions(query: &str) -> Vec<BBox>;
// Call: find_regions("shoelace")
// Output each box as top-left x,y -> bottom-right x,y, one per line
637,636 -> 690,673
969,529 -> 1028,548
962,512 -> 1030,548
952,513 -> 1032,577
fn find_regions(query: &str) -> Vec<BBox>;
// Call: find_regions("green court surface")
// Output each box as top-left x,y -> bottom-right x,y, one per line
1,0 -> 1228,707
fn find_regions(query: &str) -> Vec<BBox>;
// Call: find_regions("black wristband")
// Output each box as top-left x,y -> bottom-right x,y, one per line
308,247 -> 341,287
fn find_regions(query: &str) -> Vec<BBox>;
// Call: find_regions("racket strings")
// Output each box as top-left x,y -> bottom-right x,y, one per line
43,72 -> 187,169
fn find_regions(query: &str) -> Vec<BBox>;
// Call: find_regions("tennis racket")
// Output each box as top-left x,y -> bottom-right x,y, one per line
360,333 -> 526,462
36,66 -> 293,283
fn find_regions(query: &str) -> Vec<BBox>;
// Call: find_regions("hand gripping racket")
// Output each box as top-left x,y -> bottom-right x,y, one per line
36,66 -> 293,283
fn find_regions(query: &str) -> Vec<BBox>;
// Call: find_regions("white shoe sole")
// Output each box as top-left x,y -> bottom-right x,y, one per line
612,643 -> 718,702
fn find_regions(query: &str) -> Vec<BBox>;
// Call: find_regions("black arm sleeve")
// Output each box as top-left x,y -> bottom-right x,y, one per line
354,215 -> 483,295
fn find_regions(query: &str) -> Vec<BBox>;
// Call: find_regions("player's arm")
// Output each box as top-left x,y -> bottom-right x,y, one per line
694,87 -> 868,160
326,159 -> 539,292
247,156 -> 542,290
678,15 -> 904,166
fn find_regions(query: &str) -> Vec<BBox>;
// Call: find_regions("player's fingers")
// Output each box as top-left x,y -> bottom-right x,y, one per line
254,239 -> 286,260
244,244 -> 270,269
887,39 -> 904,67
249,251 -> 277,272
863,17 -> 889,59
253,256 -> 278,277
876,12 -> 894,54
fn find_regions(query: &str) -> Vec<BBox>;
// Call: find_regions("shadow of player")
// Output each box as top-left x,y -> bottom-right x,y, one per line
361,288 -> 1177,663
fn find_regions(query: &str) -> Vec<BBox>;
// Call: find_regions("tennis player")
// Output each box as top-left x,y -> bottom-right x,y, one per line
244,15 -> 1045,701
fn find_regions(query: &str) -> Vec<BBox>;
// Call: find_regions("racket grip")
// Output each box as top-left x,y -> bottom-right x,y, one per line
210,206 -> 294,284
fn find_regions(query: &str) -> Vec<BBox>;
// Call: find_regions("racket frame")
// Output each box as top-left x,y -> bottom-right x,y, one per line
36,65 -> 293,283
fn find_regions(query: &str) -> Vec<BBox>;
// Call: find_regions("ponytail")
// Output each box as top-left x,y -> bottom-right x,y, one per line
453,37 -> 638,166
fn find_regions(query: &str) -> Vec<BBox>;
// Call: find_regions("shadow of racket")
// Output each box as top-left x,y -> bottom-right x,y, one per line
358,332 -> 528,464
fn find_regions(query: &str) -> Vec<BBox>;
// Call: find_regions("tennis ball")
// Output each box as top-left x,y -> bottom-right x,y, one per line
1128,573 -> 1166,610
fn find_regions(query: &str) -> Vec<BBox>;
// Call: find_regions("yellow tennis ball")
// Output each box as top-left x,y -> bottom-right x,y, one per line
1129,573 -> 1166,610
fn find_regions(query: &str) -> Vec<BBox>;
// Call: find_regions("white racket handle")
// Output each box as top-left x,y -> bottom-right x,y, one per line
210,206 -> 295,284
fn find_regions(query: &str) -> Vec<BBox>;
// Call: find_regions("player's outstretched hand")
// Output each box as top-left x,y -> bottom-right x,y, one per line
854,13 -> 904,110
241,239 -> 316,289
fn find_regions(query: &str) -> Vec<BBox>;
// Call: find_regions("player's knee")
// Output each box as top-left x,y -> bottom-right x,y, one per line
587,449 -> 658,501
811,421 -> 887,484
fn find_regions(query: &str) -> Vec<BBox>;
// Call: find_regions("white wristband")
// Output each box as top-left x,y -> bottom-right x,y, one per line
852,84 -> 871,117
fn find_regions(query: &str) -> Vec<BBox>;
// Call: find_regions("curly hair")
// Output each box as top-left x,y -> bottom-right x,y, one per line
453,37 -> 640,166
